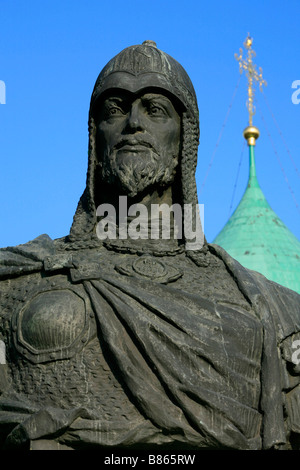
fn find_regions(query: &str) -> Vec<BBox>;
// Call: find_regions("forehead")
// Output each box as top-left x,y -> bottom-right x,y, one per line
94,71 -> 184,101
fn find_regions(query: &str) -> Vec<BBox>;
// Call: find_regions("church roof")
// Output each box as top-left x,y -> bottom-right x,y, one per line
213,140 -> 300,294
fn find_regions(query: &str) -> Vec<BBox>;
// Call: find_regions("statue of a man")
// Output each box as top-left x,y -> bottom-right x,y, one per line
0,41 -> 300,451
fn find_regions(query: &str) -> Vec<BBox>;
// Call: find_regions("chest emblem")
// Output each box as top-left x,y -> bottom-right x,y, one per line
12,285 -> 91,363
115,255 -> 182,284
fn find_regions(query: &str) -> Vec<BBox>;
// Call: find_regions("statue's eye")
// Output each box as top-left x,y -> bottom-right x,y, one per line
106,106 -> 124,117
147,103 -> 166,117
102,101 -> 126,120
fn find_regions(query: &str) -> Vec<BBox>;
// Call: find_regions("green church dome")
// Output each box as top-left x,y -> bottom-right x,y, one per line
213,137 -> 300,294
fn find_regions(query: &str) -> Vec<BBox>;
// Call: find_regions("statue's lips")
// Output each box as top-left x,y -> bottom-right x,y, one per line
115,140 -> 153,152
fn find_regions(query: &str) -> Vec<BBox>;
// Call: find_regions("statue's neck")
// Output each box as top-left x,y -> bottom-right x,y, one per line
96,185 -> 182,252
125,186 -> 173,216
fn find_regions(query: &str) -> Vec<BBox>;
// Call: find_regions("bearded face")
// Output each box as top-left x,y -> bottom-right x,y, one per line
95,89 -> 181,198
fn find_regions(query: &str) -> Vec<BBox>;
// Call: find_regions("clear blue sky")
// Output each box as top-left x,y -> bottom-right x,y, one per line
0,0 -> 299,247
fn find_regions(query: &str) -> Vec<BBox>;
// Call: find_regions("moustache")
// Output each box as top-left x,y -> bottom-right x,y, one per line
114,138 -> 158,154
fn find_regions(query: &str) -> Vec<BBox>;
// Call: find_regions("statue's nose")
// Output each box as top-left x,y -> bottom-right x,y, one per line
125,102 -> 143,133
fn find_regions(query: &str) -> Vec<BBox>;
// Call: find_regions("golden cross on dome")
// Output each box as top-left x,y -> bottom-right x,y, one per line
235,34 -> 267,126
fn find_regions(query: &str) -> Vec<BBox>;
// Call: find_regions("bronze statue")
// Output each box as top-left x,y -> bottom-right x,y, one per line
0,41 -> 300,450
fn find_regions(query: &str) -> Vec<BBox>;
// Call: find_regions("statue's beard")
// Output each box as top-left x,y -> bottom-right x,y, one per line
99,149 -> 179,197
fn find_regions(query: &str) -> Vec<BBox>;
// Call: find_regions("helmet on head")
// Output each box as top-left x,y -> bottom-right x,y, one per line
89,40 -> 198,123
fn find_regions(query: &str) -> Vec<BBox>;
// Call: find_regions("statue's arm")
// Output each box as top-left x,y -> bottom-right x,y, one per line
261,279 -> 300,448
280,330 -> 300,448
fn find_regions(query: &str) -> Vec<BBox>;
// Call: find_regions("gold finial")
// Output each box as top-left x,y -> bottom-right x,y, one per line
243,125 -> 260,146
235,34 -> 267,145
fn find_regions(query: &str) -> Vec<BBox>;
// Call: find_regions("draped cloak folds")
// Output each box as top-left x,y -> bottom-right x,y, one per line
0,234 -> 300,450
